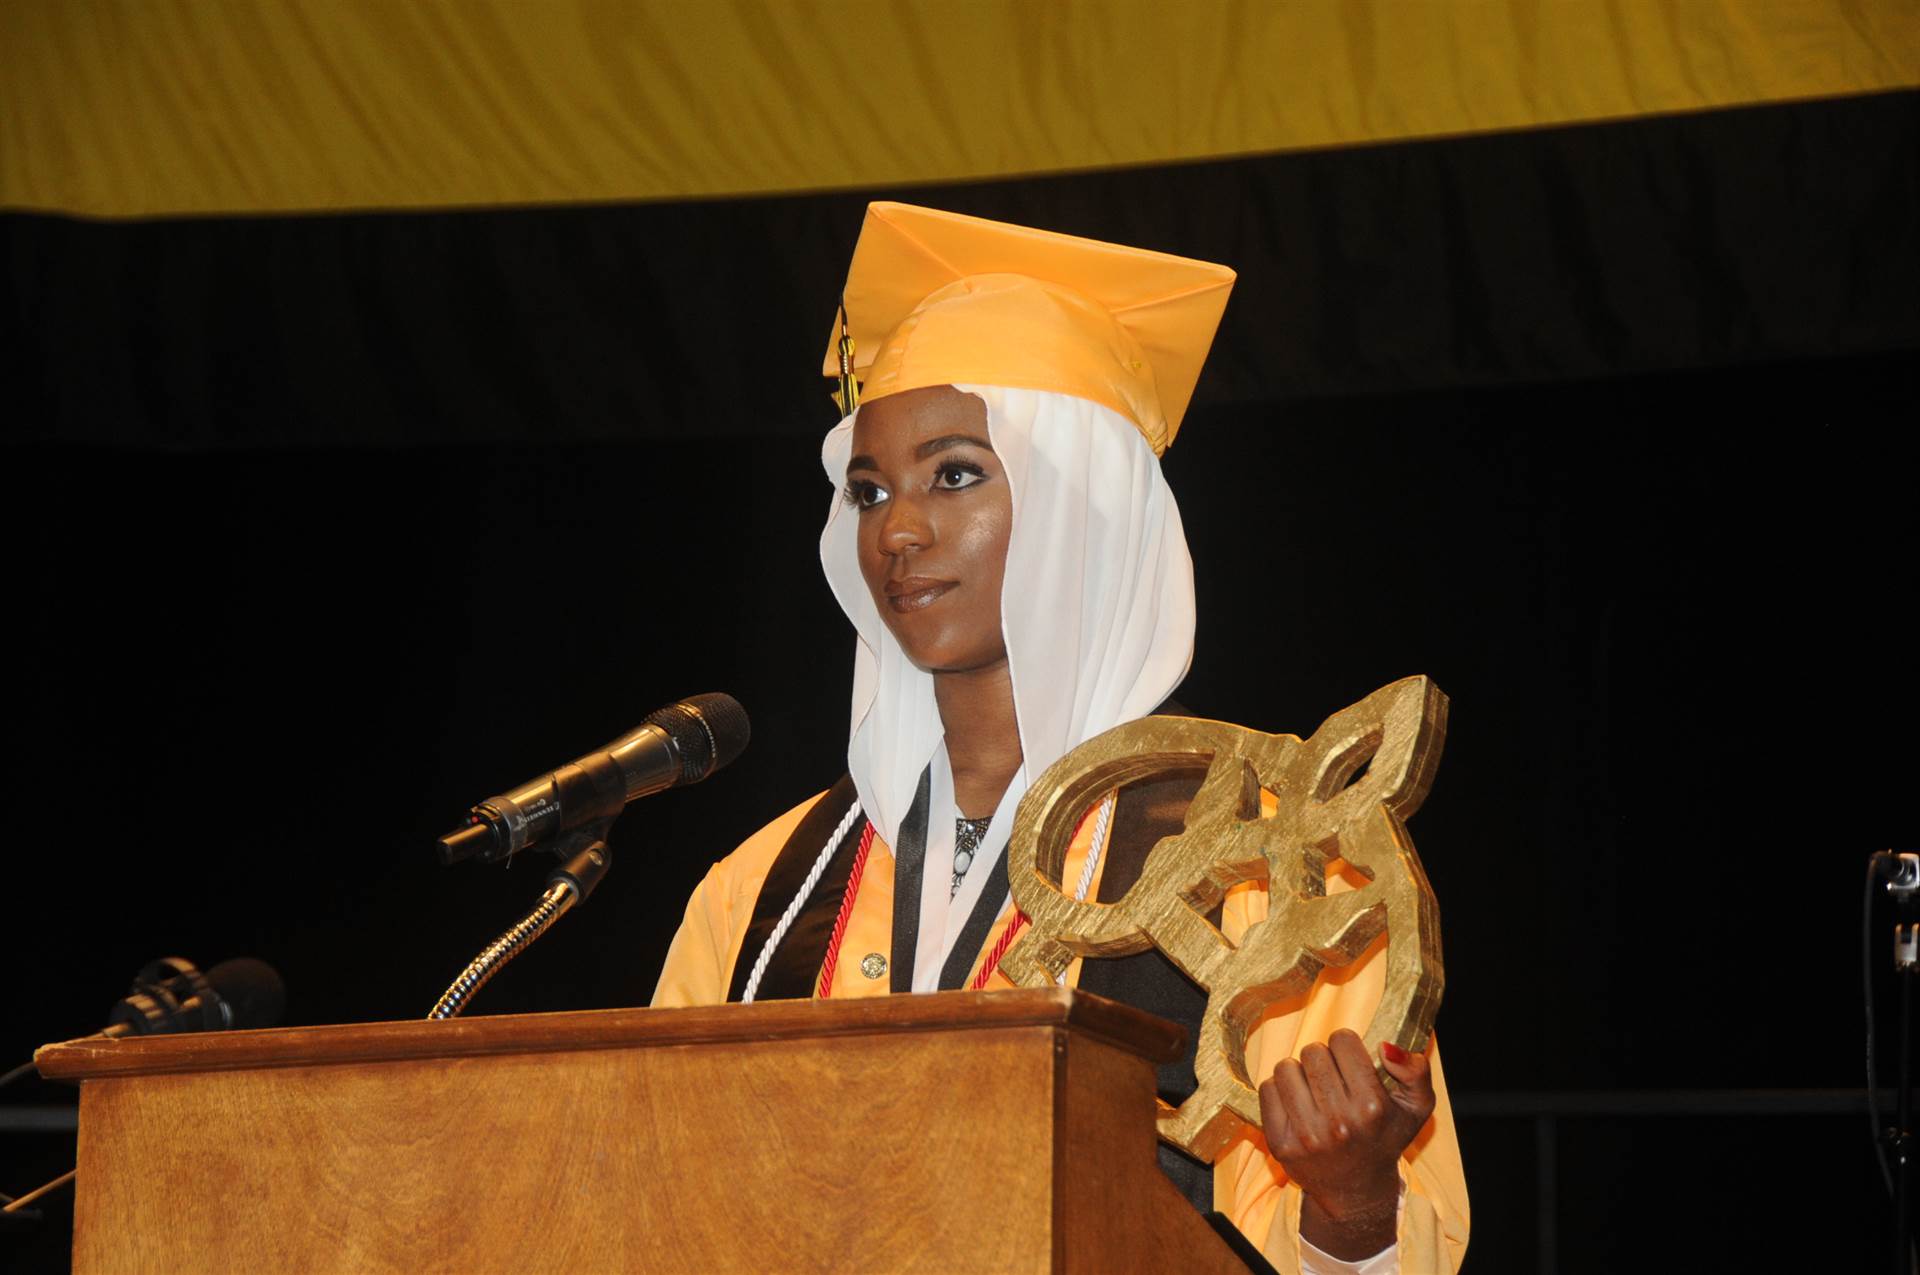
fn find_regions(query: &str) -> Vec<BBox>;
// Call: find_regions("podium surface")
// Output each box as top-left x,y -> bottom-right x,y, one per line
37,988 -> 1250,1274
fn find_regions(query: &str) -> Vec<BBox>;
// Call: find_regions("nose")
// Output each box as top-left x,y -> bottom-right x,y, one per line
877,492 -> 931,556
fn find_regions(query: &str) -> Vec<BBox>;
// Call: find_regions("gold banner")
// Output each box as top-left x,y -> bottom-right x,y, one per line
3,1 -> 1914,218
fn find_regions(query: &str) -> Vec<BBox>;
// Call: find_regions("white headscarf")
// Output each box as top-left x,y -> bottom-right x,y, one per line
818,385 -> 1196,983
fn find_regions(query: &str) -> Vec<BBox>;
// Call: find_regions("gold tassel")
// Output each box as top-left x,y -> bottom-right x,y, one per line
833,300 -> 861,416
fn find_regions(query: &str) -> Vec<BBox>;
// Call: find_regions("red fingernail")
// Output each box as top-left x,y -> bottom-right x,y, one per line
1380,1041 -> 1409,1064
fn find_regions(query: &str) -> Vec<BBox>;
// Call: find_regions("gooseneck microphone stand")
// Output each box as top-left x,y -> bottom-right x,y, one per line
427,821 -> 613,1020
428,693 -> 747,1018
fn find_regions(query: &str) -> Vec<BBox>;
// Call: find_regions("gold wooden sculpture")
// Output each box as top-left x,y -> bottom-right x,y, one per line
999,676 -> 1447,1162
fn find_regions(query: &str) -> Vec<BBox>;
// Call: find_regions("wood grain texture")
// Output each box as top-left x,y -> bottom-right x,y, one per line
36,986 -> 1185,1081
54,991 -> 1238,1274
1055,1035 -> 1250,1275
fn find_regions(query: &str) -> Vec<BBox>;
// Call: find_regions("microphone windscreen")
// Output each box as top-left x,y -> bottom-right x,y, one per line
645,693 -> 751,782
205,958 -> 287,1031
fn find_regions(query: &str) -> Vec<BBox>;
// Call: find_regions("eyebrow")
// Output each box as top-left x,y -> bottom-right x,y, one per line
916,433 -> 994,459
846,433 -> 996,474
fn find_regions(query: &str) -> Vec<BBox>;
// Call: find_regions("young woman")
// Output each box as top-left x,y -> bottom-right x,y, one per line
653,204 -> 1468,1274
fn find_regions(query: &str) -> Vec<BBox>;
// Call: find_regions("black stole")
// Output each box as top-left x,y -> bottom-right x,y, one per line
723,774 -> 867,1004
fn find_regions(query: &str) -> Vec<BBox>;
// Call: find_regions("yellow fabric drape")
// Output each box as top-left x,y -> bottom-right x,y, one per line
4,0 -> 1914,218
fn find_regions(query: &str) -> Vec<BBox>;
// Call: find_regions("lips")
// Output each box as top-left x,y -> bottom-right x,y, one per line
884,575 -> 957,613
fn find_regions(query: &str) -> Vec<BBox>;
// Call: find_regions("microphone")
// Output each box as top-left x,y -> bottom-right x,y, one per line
104,956 -> 287,1038
437,692 -> 750,866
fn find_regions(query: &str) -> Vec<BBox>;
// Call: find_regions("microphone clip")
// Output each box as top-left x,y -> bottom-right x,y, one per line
1881,851 -> 1920,905
105,957 -> 222,1038
544,820 -> 614,906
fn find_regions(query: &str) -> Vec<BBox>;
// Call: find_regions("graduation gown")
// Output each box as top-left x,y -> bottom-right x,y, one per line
652,772 -> 1470,1274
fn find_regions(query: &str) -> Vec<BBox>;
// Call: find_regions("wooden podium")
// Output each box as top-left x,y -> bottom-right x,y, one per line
36,987 -> 1251,1273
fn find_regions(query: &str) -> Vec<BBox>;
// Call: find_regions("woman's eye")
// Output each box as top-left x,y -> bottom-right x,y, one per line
934,463 -> 985,491
843,480 -> 889,510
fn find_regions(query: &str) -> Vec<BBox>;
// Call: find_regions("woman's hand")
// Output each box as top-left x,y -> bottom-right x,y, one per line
1257,1029 -> 1436,1261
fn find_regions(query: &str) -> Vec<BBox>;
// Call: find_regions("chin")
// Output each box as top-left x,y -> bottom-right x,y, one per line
880,611 -> 1006,675
897,645 -> 962,673
906,644 -> 1010,676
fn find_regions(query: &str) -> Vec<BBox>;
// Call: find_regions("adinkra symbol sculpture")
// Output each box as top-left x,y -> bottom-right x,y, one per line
999,676 -> 1447,1162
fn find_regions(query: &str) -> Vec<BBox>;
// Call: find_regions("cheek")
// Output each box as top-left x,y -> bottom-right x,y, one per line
963,497 -> 1014,590
952,498 -> 1014,644
854,515 -> 894,600
854,520 -> 880,587
958,521 -> 1011,596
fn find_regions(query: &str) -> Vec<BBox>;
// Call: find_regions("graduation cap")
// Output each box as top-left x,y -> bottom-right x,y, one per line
823,202 -> 1235,454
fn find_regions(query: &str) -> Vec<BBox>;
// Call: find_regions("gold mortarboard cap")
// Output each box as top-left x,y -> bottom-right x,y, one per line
823,203 -> 1235,454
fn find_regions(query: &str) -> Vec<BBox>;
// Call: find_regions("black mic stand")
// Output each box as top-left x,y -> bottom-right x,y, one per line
427,821 -> 613,1020
1881,853 -> 1920,1275
1900,922 -> 1917,1275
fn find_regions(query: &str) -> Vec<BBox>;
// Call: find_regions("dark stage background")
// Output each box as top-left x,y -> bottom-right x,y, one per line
4,93 -> 1916,1273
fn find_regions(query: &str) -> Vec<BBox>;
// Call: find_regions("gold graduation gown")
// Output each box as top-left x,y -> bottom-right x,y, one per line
653,789 -> 1470,1274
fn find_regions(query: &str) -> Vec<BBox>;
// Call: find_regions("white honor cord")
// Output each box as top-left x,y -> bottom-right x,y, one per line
1071,789 -> 1119,904
1057,788 -> 1119,985
740,799 -> 865,1004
